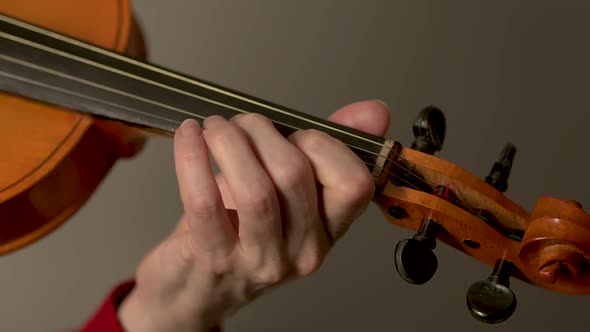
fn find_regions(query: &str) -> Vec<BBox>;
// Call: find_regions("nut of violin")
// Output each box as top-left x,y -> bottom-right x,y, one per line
518,196 -> 590,293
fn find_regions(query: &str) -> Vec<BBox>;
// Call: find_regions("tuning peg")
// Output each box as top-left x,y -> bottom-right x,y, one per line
467,145 -> 519,323
411,106 -> 446,155
394,218 -> 440,285
393,184 -> 456,285
485,143 -> 517,193
466,259 -> 517,324
393,106 -> 446,285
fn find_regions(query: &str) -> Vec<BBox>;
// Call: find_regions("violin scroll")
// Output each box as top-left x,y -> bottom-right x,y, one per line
519,197 -> 590,288
376,105 -> 590,324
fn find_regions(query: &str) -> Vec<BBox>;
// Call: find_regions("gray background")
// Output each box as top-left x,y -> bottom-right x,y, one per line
1,0 -> 589,331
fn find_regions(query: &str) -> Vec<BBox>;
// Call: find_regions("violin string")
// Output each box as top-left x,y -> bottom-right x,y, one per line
0,33 -> 442,196
0,40 -> 480,213
0,69 -> 410,187
0,22 -> 482,213
0,29 -> 385,148
0,16 -> 502,217
1,17 -> 526,237
0,53 -> 393,165
0,69 -> 184,126
0,71 -> 431,198
0,66 -> 480,215
0,61 -> 418,186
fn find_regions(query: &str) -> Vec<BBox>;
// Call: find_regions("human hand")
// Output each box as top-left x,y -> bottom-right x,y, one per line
118,100 -> 391,332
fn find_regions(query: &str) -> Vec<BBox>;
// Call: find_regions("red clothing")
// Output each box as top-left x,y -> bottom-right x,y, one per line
79,280 -> 135,332
79,280 -> 221,331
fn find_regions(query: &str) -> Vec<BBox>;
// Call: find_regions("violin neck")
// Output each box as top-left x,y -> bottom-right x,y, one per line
0,13 -> 395,176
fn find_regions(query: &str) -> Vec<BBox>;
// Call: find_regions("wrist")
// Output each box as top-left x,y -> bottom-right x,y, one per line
117,288 -> 219,332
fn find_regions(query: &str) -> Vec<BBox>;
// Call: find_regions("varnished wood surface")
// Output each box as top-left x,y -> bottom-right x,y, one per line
0,0 -> 589,301
0,98 -> 116,254
375,146 -> 590,295
0,0 -> 131,52
0,0 -> 142,254
520,197 -> 590,287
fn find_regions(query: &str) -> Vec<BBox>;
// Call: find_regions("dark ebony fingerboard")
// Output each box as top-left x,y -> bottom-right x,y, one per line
0,13 -> 389,171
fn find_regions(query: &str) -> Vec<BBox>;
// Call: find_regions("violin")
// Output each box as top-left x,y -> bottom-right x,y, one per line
1,0 -> 589,324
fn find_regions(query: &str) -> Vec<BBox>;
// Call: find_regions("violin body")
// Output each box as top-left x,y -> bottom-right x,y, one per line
0,0 -> 147,254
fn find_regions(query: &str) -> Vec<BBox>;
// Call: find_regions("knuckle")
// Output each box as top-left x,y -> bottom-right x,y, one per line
253,260 -> 288,285
181,238 -> 224,266
207,256 -> 234,276
296,251 -> 324,276
184,195 -> 219,220
340,170 -> 375,203
294,129 -> 330,151
272,154 -> 310,187
179,149 -> 201,165
295,232 -> 329,276
242,184 -> 276,215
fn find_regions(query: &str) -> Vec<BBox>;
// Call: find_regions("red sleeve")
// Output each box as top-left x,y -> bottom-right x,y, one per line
78,280 -> 136,332
78,280 -> 222,332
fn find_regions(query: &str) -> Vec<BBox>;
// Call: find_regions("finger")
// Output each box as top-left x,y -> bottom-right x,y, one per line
203,116 -> 283,258
327,99 -> 391,137
174,119 -> 236,256
231,113 -> 320,257
288,129 -> 375,242
214,99 -> 389,213
215,174 -> 235,209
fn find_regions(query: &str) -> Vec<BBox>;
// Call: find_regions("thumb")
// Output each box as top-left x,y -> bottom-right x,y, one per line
327,100 -> 391,137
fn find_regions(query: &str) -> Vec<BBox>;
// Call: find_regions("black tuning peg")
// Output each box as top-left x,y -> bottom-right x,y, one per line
485,143 -> 517,193
393,106 -> 446,285
466,259 -> 517,324
411,106 -> 446,155
466,143 -> 519,323
394,218 -> 440,285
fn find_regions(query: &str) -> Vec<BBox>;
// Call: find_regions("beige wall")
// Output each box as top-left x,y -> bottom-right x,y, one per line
1,0 -> 589,331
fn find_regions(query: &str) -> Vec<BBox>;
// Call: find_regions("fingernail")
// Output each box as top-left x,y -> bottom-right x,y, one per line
179,119 -> 202,136
375,99 -> 389,109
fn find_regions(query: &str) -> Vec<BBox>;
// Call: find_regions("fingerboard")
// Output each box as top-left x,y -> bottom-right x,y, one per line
0,13 -> 392,174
